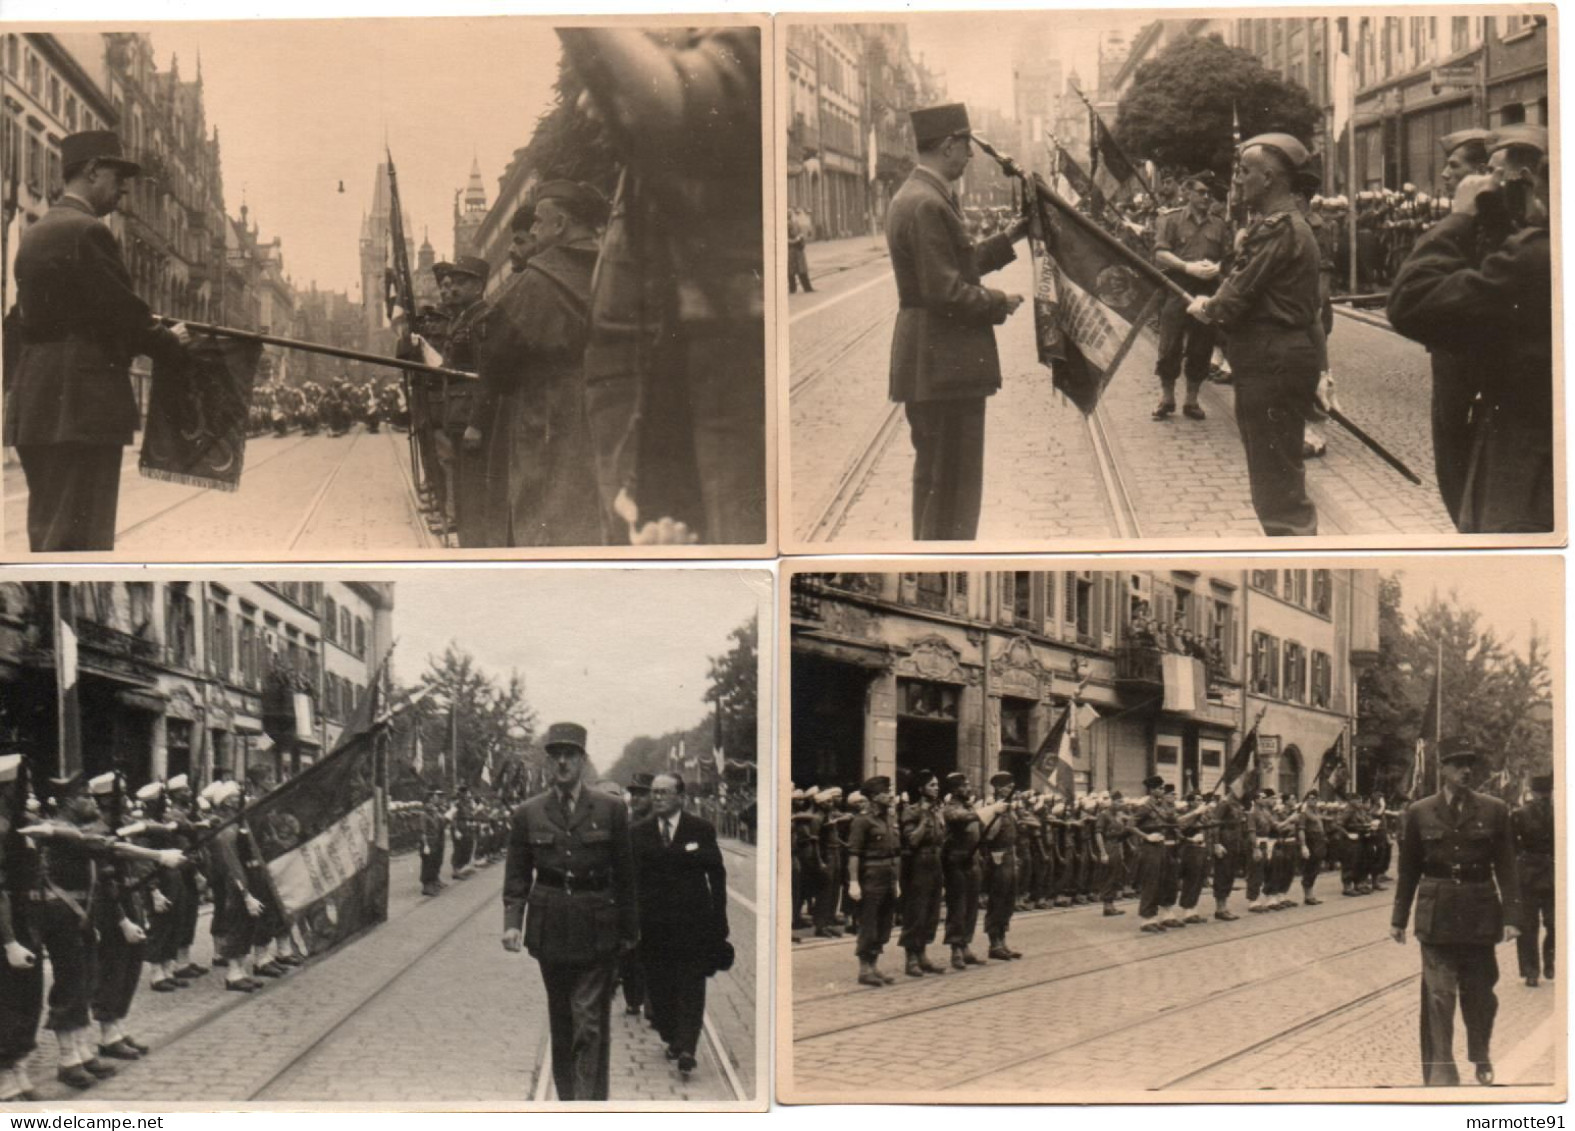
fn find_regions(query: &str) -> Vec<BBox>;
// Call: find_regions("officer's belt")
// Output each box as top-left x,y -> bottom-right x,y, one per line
533,868 -> 611,892
1422,863 -> 1493,882
858,853 -> 896,863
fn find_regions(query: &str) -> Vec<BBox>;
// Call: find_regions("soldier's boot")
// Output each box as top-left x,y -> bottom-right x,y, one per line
1341,881 -> 1357,897
876,960 -> 898,985
1302,886 -> 1322,906
987,936 -> 1014,961
961,946 -> 984,966
856,959 -> 885,988
1005,939 -> 1023,959
1356,882 -> 1372,895
904,951 -> 925,978
919,949 -> 946,975
950,945 -> 968,971
1103,902 -> 1125,916
1183,911 -> 1208,924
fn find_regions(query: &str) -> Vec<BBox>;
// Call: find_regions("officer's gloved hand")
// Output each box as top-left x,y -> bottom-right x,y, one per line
119,918 -> 146,945
243,893 -> 264,918
501,928 -> 523,953
462,425 -> 484,452
4,940 -> 37,969
151,890 -> 172,914
168,322 -> 192,347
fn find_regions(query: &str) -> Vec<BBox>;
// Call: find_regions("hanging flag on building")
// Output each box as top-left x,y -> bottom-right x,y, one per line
53,583 -> 82,782
244,724 -> 389,955
1160,653 -> 1205,713
1026,174 -> 1169,414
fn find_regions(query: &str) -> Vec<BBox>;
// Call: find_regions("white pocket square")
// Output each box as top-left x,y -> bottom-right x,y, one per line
685,842 -> 699,852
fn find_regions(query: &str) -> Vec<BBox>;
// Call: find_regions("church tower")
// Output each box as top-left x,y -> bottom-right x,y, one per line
453,157 -> 488,258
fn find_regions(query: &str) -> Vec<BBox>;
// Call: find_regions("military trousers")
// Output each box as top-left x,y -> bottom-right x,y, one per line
983,850 -> 1016,939
905,397 -> 987,541
1156,289 -> 1217,392
814,854 -> 842,930
1177,843 -> 1210,910
539,956 -> 618,1101
37,897 -> 96,1032
144,869 -> 184,965
1097,848 -> 1124,904
451,831 -> 474,875
1245,848 -> 1267,902
898,849 -> 944,950
942,852 -> 981,947
1300,838 -> 1327,893
17,443 -> 124,552
1517,887 -> 1555,979
1137,841 -> 1178,918
1211,847 -> 1238,903
1418,942 -> 1499,1085
1226,327 -> 1319,537
176,868 -> 201,950
854,861 -> 897,959
92,911 -> 145,1024
1269,842 -> 1296,895
0,897 -> 43,1069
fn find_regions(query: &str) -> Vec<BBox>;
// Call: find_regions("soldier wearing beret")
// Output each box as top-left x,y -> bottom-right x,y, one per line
1388,125 -> 1553,533
4,131 -> 192,551
1152,172 -> 1228,422
1188,133 -> 1324,536
887,103 -> 1029,541
1134,774 -> 1182,931
502,722 -> 638,1100
940,772 -> 985,968
1512,773 -> 1554,987
1391,741 -> 1520,1086
897,769 -> 946,977
847,775 -> 900,986
465,181 -> 605,548
980,771 -> 1022,959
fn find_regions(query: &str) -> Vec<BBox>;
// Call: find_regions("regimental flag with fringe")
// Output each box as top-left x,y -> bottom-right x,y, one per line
1219,724 -> 1259,798
243,724 -> 389,955
1027,175 -> 1169,415
139,336 -> 265,491
1315,733 -> 1348,799
1030,702 -> 1078,802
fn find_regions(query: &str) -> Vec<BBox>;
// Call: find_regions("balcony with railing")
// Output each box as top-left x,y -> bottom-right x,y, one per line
1116,629 -> 1234,706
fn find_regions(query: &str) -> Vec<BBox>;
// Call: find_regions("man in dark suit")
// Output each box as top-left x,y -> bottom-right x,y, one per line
502,722 -> 638,1101
4,131 -> 190,551
1391,741 -> 1520,1086
629,773 -> 728,1079
886,102 -> 1028,541
1512,773 -> 1554,987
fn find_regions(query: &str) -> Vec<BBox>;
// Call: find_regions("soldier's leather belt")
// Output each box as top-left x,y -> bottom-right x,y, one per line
534,868 -> 610,892
1423,864 -> 1492,882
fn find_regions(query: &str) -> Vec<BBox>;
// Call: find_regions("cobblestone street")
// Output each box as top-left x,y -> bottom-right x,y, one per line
4,425 -> 431,558
15,841 -> 760,1106
788,236 -> 1456,546
785,881 -> 1556,1101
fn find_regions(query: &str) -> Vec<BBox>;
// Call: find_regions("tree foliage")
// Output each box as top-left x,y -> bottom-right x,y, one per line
1114,35 -> 1322,180
1357,575 -> 1552,798
518,50 -> 620,198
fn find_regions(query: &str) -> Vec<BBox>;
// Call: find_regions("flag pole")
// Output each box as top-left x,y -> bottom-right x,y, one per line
152,316 -> 478,382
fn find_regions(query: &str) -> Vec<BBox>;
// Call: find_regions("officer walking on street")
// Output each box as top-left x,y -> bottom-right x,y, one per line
502,722 -> 638,1101
1390,740 -> 1520,1086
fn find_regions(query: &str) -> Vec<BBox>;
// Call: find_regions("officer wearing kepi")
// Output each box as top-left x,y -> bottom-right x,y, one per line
1390,739 -> 1520,1086
1188,132 -> 1323,536
502,722 -> 638,1101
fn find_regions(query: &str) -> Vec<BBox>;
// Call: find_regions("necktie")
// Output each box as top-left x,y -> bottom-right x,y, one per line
661,819 -> 672,848
1450,794 -> 1464,821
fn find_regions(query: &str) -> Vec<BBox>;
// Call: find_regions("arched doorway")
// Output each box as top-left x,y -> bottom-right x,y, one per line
1279,745 -> 1303,799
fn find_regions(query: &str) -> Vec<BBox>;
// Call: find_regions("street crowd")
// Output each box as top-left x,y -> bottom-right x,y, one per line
248,377 -> 405,440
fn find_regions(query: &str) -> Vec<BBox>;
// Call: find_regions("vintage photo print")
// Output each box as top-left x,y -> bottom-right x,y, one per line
0,17 -> 774,562
778,556 -> 1563,1103
778,9 -> 1561,553
0,565 -> 771,1110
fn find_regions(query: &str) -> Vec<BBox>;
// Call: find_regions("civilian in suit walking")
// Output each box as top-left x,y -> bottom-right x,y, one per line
630,773 -> 730,1079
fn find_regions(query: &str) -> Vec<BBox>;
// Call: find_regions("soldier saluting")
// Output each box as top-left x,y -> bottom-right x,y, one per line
1390,740 -> 1520,1086
502,722 -> 637,1101
5,131 -> 192,551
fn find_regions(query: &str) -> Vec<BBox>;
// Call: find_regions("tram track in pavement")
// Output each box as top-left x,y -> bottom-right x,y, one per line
931,933 -> 1399,1092
793,897 -> 1392,1026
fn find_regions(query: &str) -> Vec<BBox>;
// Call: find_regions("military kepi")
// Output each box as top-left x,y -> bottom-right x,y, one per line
543,721 -> 588,756
990,770 -> 1016,788
1438,736 -> 1481,765
910,102 -> 971,148
61,129 -> 140,175
433,254 -> 490,285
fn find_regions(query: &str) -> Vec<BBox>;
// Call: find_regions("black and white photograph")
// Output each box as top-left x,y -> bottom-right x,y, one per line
0,568 -> 769,1108
0,18 -> 771,561
781,11 -> 1559,550
780,559 -> 1563,1102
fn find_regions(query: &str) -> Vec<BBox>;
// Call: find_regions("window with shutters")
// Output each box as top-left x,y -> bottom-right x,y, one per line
1283,641 -> 1306,703
208,598 -> 232,680
915,572 -> 949,612
1311,651 -> 1333,708
1311,570 -> 1333,617
324,597 -> 338,645
1251,631 -> 1281,696
165,584 -> 196,669
1250,570 -> 1277,596
1010,572 -> 1033,626
1075,575 -> 1094,643
1102,575 -> 1115,640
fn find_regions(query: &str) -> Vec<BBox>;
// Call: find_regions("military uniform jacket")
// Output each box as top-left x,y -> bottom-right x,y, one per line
1133,797 -> 1176,843
886,166 -> 1018,404
434,298 -> 487,431
900,801 -> 945,856
1512,796 -> 1554,896
1211,796 -> 1246,853
941,798 -> 983,859
847,810 -> 899,873
1205,207 -> 1321,332
1391,789 -> 1520,946
5,195 -> 183,447
1154,207 -> 1229,294
503,787 -> 638,964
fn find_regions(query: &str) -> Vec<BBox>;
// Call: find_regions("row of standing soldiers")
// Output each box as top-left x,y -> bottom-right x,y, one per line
249,378 -> 404,439
792,770 -> 1398,985
416,787 -> 511,897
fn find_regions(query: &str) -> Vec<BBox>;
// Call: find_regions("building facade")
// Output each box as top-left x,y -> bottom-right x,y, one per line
0,581 -> 393,791
790,569 -> 1378,800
